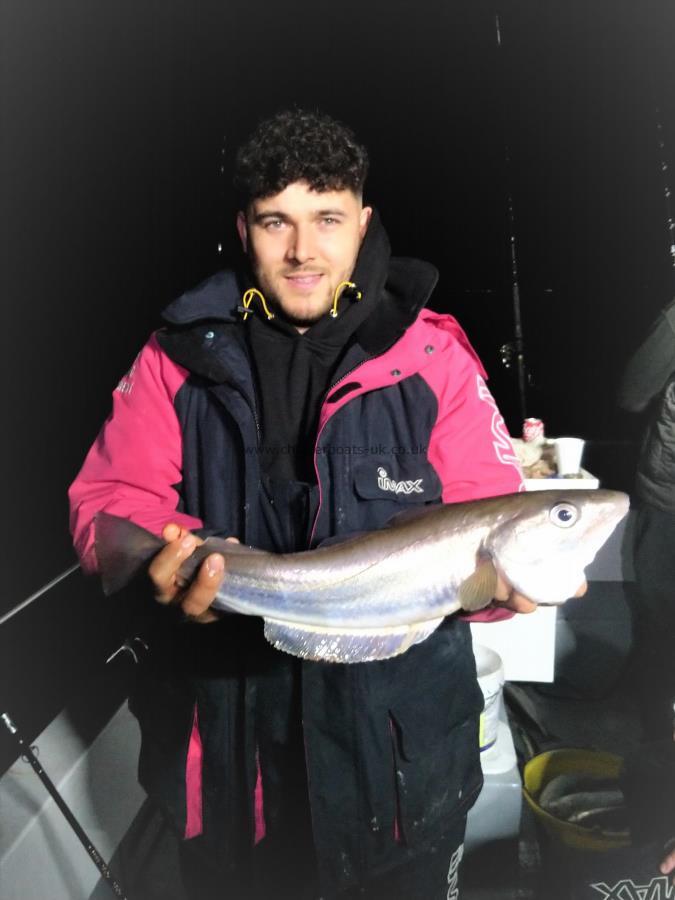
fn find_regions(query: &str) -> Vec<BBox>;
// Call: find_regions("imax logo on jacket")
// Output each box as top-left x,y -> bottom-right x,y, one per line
377,467 -> 423,495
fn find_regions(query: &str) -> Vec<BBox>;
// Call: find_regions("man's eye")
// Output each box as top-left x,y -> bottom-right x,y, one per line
264,219 -> 285,230
321,217 -> 339,226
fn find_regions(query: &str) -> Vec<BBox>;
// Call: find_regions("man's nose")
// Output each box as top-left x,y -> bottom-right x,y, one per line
287,224 -> 315,264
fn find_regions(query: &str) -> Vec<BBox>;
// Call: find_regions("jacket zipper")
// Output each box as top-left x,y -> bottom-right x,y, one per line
308,356 -> 373,547
251,396 -> 261,445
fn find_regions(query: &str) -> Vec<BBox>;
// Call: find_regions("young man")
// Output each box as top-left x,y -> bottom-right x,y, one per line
70,109 -> 558,899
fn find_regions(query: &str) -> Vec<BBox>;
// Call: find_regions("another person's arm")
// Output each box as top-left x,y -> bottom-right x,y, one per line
618,299 -> 675,413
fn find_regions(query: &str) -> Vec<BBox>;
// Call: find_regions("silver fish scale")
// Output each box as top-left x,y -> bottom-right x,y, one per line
210,527 -> 480,627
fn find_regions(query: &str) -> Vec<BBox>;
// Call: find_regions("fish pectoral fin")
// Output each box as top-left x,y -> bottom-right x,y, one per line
458,559 -> 498,612
263,617 -> 445,664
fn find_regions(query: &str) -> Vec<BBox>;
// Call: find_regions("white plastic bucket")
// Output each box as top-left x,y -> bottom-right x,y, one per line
473,644 -> 505,752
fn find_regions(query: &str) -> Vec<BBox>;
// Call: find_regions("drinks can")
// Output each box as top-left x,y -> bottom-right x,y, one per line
523,417 -> 545,444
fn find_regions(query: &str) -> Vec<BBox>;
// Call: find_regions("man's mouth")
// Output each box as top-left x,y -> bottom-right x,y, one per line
284,273 -> 324,291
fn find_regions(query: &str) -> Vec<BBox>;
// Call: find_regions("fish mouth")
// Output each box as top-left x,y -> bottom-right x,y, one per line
582,495 -> 630,553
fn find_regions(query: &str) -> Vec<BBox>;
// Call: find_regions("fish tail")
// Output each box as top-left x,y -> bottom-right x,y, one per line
94,512 -> 164,595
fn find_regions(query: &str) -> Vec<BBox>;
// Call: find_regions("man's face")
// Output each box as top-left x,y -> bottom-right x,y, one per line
237,181 -> 372,330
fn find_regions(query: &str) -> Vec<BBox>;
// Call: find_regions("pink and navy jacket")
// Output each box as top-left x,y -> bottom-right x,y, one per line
70,281 -> 523,570
69,251 -> 524,891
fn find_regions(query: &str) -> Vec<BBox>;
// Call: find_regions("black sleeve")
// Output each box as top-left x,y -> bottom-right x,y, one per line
617,299 -> 675,412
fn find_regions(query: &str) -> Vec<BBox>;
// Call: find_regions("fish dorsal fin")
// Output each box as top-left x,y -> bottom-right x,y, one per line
314,531 -> 371,549
385,503 -> 440,529
200,537 -> 267,556
457,559 -> 498,612
263,617 -> 445,663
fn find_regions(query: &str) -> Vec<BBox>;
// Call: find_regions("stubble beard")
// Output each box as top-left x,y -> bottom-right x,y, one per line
274,300 -> 332,329
255,272 -> 336,329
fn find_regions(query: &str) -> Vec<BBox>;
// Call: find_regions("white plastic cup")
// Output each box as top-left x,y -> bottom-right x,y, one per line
554,437 -> 585,477
473,644 -> 504,752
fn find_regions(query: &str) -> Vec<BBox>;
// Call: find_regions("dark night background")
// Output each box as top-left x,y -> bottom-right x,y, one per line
1,0 -> 674,759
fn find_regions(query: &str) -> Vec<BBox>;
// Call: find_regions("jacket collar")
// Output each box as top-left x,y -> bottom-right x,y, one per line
162,269 -> 243,325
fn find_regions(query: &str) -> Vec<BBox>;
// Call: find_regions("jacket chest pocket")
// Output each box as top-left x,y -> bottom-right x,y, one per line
388,702 -> 483,849
353,456 -> 442,505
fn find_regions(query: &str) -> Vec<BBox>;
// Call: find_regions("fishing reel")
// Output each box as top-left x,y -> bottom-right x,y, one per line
500,341 -> 516,370
499,341 -> 536,388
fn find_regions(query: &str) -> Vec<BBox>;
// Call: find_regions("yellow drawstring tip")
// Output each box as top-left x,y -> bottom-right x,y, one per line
330,281 -> 361,319
241,288 -> 274,321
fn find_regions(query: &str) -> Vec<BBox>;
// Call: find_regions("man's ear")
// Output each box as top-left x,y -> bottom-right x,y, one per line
236,211 -> 248,252
359,206 -> 373,239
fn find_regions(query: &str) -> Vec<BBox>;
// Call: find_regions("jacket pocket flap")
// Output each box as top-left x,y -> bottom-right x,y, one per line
389,691 -> 481,761
353,457 -> 442,503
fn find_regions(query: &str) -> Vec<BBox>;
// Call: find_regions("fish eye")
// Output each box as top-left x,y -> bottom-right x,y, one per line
549,502 -> 579,528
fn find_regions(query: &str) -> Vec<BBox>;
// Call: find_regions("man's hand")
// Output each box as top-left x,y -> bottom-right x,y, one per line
147,523 -> 237,624
661,841 -> 675,885
493,572 -> 588,614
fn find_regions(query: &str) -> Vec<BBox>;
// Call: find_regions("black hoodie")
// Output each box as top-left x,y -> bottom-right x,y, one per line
246,209 -> 392,484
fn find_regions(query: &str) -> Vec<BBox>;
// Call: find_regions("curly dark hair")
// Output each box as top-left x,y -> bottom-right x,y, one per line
234,108 -> 369,207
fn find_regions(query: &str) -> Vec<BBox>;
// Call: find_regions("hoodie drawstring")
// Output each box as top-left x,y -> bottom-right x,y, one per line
240,288 -> 275,321
239,281 -> 362,322
330,281 -> 362,318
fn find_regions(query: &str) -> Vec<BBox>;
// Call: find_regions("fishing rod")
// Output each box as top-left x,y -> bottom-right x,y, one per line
654,107 -> 675,284
495,12 -> 528,423
0,563 -> 79,628
1,709 -> 129,899
1,568 -> 127,895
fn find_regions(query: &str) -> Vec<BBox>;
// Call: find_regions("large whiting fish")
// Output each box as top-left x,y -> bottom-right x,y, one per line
94,489 -> 629,664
